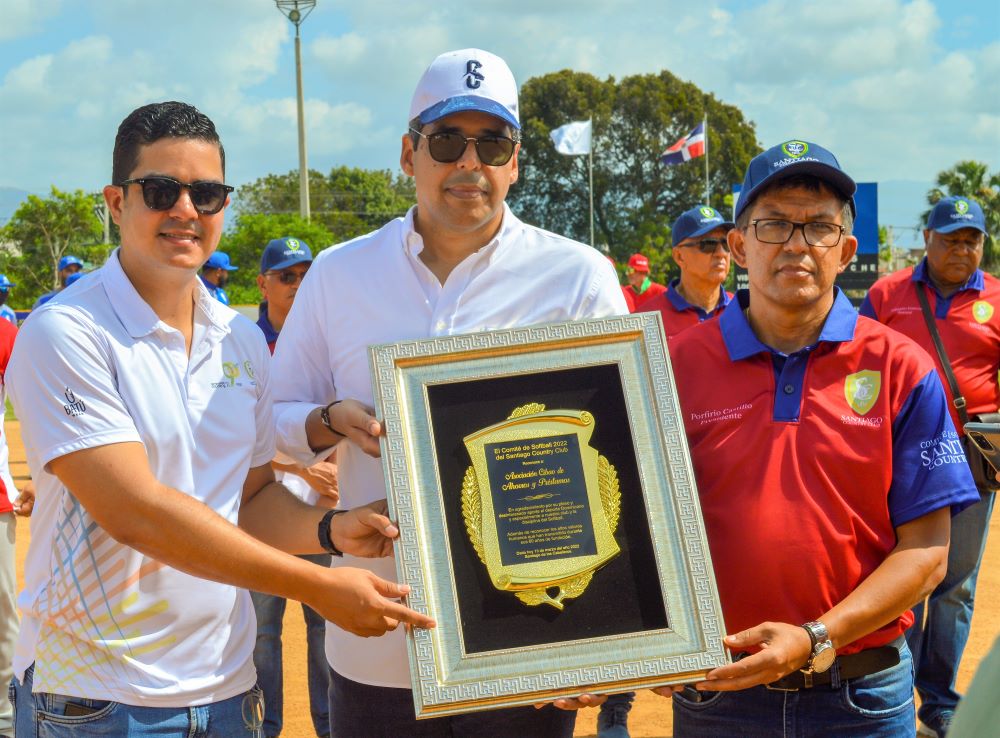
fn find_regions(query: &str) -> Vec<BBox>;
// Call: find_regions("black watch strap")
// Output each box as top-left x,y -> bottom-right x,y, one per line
320,401 -> 344,436
318,509 -> 348,556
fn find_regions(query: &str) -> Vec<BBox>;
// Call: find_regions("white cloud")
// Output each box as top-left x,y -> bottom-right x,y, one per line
0,0 -> 996,229
0,0 -> 61,41
312,32 -> 368,67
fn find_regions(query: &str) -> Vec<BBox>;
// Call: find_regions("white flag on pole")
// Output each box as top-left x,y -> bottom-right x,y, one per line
550,119 -> 592,155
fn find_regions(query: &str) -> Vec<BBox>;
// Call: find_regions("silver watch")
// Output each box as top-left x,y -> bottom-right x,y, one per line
801,620 -> 836,673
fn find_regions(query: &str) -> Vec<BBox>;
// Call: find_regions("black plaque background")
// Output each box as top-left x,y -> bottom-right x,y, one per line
426,363 -> 669,654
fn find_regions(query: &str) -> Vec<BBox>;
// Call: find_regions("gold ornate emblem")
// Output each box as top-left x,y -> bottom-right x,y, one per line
844,370 -> 881,416
973,300 -> 994,324
462,403 -> 621,610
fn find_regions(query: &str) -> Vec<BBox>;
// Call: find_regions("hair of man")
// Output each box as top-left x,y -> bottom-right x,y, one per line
112,101 -> 226,186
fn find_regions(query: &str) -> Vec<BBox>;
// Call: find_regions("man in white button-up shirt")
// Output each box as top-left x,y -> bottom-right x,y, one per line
7,101 -> 433,738
272,49 -> 628,738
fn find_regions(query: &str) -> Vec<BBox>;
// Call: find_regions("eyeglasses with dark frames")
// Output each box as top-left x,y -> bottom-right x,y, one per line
750,219 -> 845,248
118,176 -> 234,215
681,237 -> 731,254
409,128 -> 517,166
266,269 -> 309,285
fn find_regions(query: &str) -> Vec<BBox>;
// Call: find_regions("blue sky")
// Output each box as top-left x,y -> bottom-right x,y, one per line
1,0 -> 997,246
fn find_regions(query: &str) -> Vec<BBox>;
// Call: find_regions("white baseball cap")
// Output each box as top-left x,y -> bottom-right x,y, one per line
408,48 -> 520,130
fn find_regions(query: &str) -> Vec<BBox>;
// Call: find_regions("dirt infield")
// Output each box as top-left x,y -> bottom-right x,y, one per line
8,420 -> 999,737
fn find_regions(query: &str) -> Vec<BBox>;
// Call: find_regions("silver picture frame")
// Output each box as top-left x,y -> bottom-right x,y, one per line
369,313 -> 728,718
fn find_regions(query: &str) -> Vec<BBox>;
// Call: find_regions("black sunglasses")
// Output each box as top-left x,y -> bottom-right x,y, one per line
266,269 -> 309,285
118,176 -> 234,215
683,237 -> 731,254
409,128 -> 516,166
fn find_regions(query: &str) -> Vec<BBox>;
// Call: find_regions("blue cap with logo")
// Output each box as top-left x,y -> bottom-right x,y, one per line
0,275 -> 14,291
672,206 -> 735,247
735,139 -> 857,221
409,48 -> 520,130
926,196 -> 987,235
59,255 -> 83,271
260,237 -> 314,273
204,251 -> 238,271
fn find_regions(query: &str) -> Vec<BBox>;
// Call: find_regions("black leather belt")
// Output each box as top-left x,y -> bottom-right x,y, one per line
765,643 -> 901,691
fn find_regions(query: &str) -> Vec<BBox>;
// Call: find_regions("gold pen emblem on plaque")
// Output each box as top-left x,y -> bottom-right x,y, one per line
462,403 -> 621,610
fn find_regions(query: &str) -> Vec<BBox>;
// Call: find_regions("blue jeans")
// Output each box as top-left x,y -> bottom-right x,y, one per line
672,639 -> 915,737
327,667 -> 576,738
907,491 -> 995,725
251,552 -> 331,737
10,663 -> 262,737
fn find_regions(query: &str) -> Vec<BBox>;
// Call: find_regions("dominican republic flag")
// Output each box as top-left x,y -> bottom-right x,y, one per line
660,122 -> 706,165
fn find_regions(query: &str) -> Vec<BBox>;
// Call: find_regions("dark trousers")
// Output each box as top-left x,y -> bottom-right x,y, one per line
327,667 -> 576,738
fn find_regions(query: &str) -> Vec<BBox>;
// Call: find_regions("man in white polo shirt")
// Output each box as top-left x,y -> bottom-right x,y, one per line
7,101 -> 433,738
271,48 -> 627,737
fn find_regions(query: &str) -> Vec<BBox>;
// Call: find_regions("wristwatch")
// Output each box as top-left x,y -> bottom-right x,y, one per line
801,620 -> 836,673
319,400 -> 343,436
318,509 -> 348,557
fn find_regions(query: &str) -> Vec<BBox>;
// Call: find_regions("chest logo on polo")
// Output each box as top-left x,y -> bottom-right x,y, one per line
845,370 -> 881,416
222,362 -> 241,386
973,301 -> 993,324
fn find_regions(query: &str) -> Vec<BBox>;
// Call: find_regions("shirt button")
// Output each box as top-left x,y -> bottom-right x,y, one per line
783,384 -> 795,394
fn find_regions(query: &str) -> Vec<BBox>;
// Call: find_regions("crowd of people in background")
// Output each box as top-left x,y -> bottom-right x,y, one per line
0,45 -> 994,738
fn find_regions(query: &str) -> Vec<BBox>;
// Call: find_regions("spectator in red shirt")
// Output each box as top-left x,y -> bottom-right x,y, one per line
860,196 -> 997,738
624,253 -> 666,308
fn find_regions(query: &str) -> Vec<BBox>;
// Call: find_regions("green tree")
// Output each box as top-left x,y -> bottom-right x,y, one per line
1,187 -> 105,307
234,166 -> 416,243
217,212 -> 334,305
509,69 -> 760,285
922,160 -> 1000,270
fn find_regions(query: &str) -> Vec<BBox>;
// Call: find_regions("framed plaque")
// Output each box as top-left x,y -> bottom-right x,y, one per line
369,314 -> 728,718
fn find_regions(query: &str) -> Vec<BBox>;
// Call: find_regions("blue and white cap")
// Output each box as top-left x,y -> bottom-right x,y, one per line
735,139 -> 857,221
926,196 -> 987,235
409,48 -> 519,130
0,274 -> 14,290
672,206 -> 734,247
260,237 -> 313,273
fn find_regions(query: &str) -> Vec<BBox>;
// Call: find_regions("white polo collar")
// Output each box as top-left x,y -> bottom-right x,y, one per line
102,248 -> 231,340
401,203 -> 515,264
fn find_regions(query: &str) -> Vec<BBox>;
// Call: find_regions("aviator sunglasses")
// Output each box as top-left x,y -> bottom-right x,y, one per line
409,128 -> 517,166
266,269 -> 309,285
683,237 -> 731,255
118,176 -> 234,215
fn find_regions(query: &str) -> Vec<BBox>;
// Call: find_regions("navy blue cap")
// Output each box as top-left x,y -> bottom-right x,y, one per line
204,251 -> 238,271
672,206 -> 734,247
735,140 -> 857,221
0,274 -> 15,290
260,237 -> 313,273
926,196 -> 987,235
59,255 -> 83,271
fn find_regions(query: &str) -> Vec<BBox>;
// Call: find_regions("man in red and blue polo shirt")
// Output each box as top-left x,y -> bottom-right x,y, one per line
641,205 -> 734,338
661,141 -> 978,737
860,196 -> 997,738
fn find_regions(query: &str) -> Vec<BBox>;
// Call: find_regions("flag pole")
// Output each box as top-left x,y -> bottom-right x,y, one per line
588,139 -> 595,248
704,112 -> 710,206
